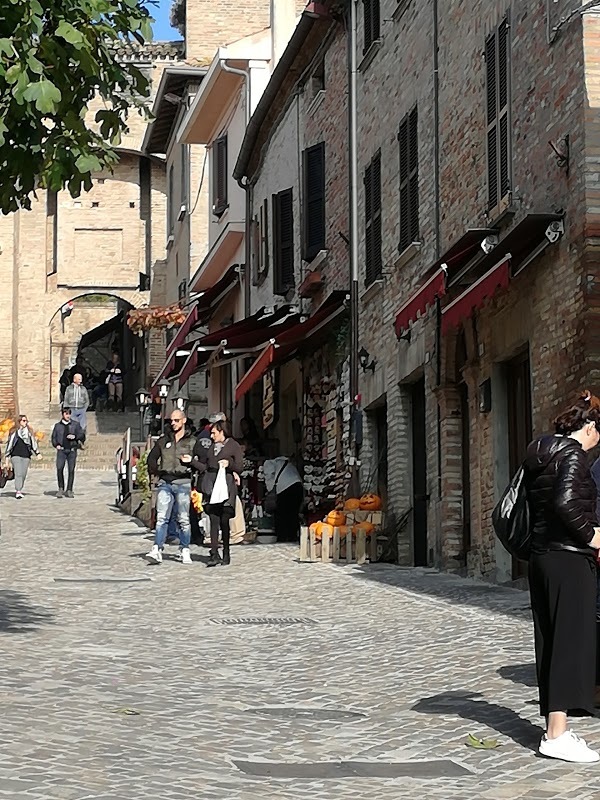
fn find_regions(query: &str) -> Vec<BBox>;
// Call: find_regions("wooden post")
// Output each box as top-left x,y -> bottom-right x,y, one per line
309,527 -> 318,562
299,526 -> 309,561
332,527 -> 341,562
356,530 -> 367,565
321,530 -> 331,562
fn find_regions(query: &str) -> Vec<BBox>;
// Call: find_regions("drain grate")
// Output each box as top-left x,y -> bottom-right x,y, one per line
209,616 -> 317,626
54,577 -> 153,584
234,760 -> 471,779
245,707 -> 366,722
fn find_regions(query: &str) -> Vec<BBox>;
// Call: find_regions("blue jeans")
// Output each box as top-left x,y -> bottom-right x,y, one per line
71,407 -> 87,431
155,481 -> 191,549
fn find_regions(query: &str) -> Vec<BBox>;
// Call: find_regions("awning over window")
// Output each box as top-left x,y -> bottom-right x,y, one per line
195,264 -> 239,325
394,268 -> 446,337
442,255 -> 511,334
192,304 -> 300,350
234,292 -> 348,403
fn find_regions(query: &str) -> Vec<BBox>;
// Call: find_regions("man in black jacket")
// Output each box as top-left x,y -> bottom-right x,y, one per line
51,407 -> 85,498
145,409 -> 196,564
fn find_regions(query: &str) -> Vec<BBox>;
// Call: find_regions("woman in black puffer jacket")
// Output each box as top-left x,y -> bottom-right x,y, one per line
524,391 -> 600,763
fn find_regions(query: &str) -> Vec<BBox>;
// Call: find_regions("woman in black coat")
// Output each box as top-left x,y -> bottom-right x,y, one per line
191,421 -> 243,567
524,390 -> 600,763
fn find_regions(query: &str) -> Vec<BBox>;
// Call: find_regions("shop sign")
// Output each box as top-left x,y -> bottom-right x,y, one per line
263,370 -> 275,429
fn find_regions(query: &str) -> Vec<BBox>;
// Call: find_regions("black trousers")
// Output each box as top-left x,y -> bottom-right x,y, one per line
274,483 -> 303,542
206,502 -> 235,555
529,551 -> 596,717
56,449 -> 77,491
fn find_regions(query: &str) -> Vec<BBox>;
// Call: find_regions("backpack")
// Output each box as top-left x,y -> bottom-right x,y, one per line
492,465 -> 531,562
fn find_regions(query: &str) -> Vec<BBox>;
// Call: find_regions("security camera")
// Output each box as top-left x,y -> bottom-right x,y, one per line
480,235 -> 499,254
545,220 -> 564,244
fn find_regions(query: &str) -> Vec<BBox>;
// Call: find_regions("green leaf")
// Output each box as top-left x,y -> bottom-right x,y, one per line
0,38 -> 13,57
465,733 -> 501,750
23,79 -> 62,114
75,153 -> 102,173
0,119 -> 7,147
5,64 -> 22,84
27,54 -> 45,75
56,21 -> 84,47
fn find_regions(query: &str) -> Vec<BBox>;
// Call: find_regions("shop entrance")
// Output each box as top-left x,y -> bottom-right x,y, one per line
455,331 -> 471,561
411,377 -> 428,566
506,349 -> 532,579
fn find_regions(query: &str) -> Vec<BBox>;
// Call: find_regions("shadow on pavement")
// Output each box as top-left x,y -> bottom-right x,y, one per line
498,663 -> 537,688
411,690 -> 542,752
346,563 -> 531,620
0,590 -> 55,634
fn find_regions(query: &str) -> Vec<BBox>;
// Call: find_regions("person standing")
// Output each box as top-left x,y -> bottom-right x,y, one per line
51,407 -> 85,498
192,421 -> 243,567
145,410 -> 196,565
4,415 -> 42,499
524,390 -> 600,763
59,369 -> 71,404
263,457 -> 304,542
63,373 -> 89,432
106,353 -> 124,411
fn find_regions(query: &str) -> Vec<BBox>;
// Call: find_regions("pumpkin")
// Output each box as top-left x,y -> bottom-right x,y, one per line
338,525 -> 351,538
344,498 -> 361,511
359,493 -> 382,511
354,521 -> 375,537
312,522 -> 334,540
326,510 -> 346,527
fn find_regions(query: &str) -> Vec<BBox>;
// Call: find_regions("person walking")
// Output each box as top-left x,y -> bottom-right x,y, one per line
524,390 -> 600,763
145,410 -> 196,565
4,415 -> 41,499
263,456 -> 304,542
192,420 -> 243,567
63,373 -> 89,432
106,353 -> 124,412
51,407 -> 85,498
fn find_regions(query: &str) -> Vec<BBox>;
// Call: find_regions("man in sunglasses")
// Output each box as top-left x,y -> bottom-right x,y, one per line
51,407 -> 85,498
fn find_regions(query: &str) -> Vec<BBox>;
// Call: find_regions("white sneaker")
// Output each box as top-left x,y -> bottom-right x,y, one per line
179,547 -> 192,564
144,545 -> 162,564
539,730 -> 600,763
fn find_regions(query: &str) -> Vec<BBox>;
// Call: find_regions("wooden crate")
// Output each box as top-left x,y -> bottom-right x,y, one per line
299,525 -> 378,565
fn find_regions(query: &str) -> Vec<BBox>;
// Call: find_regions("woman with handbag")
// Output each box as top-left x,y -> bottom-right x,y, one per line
188,421 -> 243,567
524,390 -> 600,763
4,415 -> 42,498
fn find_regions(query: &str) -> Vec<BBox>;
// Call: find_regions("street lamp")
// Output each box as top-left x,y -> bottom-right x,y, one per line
135,387 -> 151,441
157,378 -> 171,433
172,385 -> 189,414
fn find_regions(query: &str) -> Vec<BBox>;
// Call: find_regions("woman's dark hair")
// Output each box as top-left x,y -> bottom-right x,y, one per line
554,390 -> 600,435
211,420 -> 232,439
240,416 -> 259,439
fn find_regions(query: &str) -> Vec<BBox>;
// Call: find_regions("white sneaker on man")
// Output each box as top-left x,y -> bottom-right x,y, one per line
145,545 -> 162,564
178,547 -> 192,564
539,730 -> 600,763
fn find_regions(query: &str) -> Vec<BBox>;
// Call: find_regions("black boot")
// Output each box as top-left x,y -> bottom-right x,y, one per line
206,551 -> 223,568
222,550 -> 231,566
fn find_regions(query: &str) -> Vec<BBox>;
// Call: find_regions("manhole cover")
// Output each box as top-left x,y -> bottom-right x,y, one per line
245,707 -> 366,722
209,616 -> 317,626
54,577 -> 153,584
234,760 -> 471,779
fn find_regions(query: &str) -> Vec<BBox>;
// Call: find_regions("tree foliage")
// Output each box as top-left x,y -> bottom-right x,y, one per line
0,0 -> 154,214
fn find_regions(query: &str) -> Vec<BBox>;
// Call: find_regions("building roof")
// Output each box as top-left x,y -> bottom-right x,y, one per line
233,7 -> 335,183
143,66 -> 207,154
111,40 -> 184,64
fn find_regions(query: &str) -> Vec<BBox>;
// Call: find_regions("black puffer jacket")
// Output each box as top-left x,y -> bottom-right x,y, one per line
524,435 -> 596,555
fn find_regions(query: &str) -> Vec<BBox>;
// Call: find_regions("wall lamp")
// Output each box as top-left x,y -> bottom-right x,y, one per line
358,347 -> 376,373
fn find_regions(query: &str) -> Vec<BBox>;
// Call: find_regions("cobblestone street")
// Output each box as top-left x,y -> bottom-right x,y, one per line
1,471 -> 600,799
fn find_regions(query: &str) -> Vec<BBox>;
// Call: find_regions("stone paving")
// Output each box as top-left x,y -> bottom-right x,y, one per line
1,471 -> 600,798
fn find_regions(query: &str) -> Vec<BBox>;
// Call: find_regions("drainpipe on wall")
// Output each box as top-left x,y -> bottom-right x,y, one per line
348,0 -> 361,496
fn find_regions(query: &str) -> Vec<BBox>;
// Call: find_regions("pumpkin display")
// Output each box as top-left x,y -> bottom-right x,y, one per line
338,525 -> 351,538
354,521 -> 375,537
326,510 -> 346,527
312,522 -> 334,540
344,498 -> 361,511
359,493 -> 383,511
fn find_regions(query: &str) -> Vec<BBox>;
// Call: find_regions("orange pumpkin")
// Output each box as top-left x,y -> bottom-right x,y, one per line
326,510 -> 346,527
313,522 -> 334,540
344,498 -> 361,511
359,493 -> 382,511
338,525 -> 351,538
354,521 -> 375,537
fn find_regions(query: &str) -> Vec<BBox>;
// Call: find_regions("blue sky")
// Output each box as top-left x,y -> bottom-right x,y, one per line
151,0 -> 180,41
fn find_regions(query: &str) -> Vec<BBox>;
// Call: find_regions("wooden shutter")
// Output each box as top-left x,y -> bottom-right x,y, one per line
365,152 -> 382,286
486,18 -> 510,211
398,106 -> 419,253
213,135 -> 228,216
273,188 -> 294,295
364,0 -> 380,52
303,142 -> 326,262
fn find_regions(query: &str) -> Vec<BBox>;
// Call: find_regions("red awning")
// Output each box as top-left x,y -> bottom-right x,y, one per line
442,255 -> 511,334
178,344 -> 199,388
193,305 -> 296,349
196,265 -> 239,325
234,292 -> 348,403
394,268 -> 446,336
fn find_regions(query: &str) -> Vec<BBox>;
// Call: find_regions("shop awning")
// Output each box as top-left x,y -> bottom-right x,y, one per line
234,292 -> 348,403
177,344 -> 200,388
165,305 -> 198,359
195,264 -> 239,325
78,312 -> 122,352
394,268 -> 446,337
192,304 -> 299,349
442,255 -> 511,333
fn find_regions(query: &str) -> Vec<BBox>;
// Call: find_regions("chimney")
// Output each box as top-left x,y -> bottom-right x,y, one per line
270,0 -> 298,66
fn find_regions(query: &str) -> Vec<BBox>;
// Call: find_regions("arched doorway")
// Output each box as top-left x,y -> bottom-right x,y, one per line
48,293 -> 143,409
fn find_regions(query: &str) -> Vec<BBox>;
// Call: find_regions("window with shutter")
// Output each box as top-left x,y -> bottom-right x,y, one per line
167,164 -> 175,236
261,198 -> 269,282
364,152 -> 382,287
486,17 -> 511,212
213,135 -> 228,217
273,188 -> 294,295
398,106 -> 419,253
302,142 -> 326,262
364,0 -> 381,52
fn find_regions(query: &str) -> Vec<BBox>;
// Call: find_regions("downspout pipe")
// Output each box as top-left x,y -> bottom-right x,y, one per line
222,60 -> 252,319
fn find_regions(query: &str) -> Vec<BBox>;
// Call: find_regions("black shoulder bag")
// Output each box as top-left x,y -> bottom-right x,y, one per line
263,460 -> 288,515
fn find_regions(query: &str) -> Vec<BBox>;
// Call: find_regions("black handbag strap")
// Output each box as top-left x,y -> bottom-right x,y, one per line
273,459 -> 288,491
